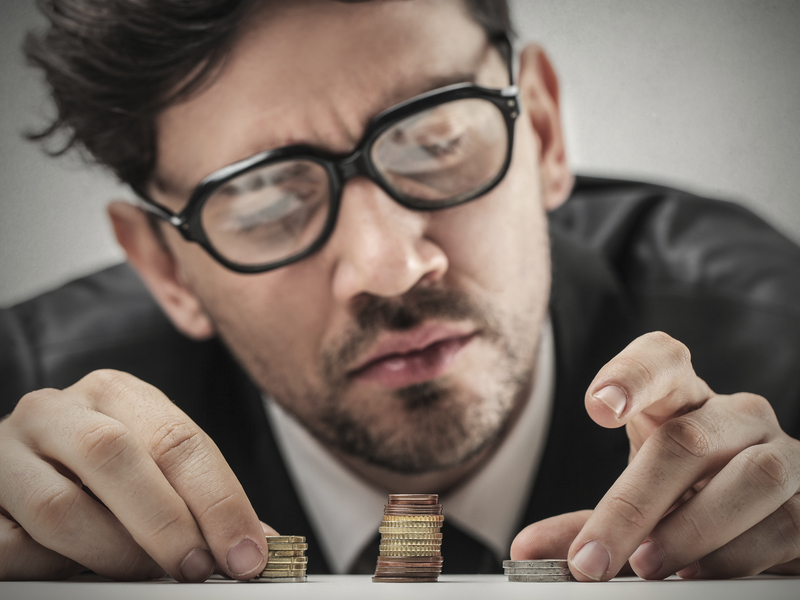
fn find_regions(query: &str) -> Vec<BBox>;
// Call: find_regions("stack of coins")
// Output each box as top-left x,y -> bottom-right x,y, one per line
257,536 -> 308,582
372,493 -> 443,583
503,559 -> 576,582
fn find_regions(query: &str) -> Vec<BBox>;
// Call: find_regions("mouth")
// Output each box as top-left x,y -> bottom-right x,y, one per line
347,325 -> 477,389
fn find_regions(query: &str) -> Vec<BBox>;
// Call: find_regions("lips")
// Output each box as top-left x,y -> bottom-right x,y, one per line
347,325 -> 476,389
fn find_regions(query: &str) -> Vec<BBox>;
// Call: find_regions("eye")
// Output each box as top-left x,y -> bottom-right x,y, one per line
422,135 -> 464,158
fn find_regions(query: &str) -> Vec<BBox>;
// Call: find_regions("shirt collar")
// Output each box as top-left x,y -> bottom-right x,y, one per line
264,317 -> 555,572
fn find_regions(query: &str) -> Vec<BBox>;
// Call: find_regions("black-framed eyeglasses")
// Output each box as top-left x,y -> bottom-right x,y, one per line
135,37 -> 520,274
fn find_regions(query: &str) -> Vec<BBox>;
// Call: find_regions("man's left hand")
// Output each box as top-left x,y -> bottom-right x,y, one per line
511,331 -> 800,580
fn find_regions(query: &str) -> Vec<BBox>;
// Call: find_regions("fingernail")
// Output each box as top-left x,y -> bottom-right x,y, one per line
571,541 -> 610,581
594,385 -> 627,418
226,538 -> 265,577
180,548 -> 215,582
630,540 -> 663,578
677,562 -> 700,578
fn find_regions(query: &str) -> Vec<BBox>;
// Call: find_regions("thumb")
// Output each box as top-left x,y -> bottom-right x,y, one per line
510,510 -> 592,560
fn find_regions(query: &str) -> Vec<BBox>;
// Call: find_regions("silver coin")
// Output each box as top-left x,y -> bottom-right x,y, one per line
507,574 -> 576,583
253,576 -> 308,583
503,559 -> 569,568
504,567 -> 573,575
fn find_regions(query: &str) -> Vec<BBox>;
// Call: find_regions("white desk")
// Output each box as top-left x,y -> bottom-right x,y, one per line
3,574 -> 800,600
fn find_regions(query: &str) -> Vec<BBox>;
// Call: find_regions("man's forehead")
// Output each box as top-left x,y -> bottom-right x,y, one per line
152,0 -> 493,202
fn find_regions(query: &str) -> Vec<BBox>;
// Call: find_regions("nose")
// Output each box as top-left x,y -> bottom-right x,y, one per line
329,177 -> 449,302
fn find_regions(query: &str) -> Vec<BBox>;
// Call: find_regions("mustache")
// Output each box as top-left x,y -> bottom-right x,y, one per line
321,285 -> 493,386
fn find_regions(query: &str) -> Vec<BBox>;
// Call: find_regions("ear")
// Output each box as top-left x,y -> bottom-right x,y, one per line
517,43 -> 574,211
108,201 -> 215,340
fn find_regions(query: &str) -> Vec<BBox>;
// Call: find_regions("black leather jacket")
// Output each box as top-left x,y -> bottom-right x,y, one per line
2,176 -> 800,573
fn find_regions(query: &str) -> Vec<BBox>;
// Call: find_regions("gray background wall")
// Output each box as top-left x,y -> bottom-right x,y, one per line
2,0 -> 799,307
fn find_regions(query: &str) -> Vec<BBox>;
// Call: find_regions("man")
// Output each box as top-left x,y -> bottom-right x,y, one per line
1,0 -> 799,583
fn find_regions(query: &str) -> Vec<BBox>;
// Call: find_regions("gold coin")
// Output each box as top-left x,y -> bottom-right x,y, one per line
262,563 -> 307,571
379,543 -> 441,548
379,539 -> 442,545
380,519 -> 442,526
266,556 -> 308,564
378,544 -> 442,552
378,526 -> 441,534
265,543 -> 309,551
380,532 -> 443,540
382,515 -> 444,521
268,550 -> 305,557
265,535 -> 306,544
379,550 -> 441,557
259,569 -> 308,578
380,521 -> 442,528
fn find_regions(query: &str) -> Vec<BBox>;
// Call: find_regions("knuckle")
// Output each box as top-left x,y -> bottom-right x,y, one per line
733,393 -> 778,427
78,369 -> 144,407
602,483 -> 652,530
655,416 -> 713,460
25,483 -> 81,537
195,490 -> 238,521
12,389 -> 60,420
73,419 -> 132,472
613,355 -> 656,386
649,331 -> 692,366
739,446 -> 792,493
148,421 -> 205,472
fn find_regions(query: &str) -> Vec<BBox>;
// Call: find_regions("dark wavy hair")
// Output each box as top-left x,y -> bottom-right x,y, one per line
24,0 -> 513,192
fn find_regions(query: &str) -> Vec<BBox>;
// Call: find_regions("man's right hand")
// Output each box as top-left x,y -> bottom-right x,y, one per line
0,369 -> 271,581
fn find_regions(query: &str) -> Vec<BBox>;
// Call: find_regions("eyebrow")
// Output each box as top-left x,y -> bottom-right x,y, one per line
153,45 -> 496,202
151,73 -> 480,202
376,71 -> 479,111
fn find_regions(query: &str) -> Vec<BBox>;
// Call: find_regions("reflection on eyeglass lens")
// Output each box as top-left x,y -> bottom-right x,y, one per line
373,98 -> 506,201
202,160 -> 330,263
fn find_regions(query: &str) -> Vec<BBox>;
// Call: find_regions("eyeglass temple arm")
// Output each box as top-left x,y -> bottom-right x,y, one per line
131,188 -> 184,227
492,32 -> 516,86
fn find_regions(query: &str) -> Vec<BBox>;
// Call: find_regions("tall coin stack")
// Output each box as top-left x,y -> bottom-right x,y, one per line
258,535 -> 308,582
503,559 -> 576,582
372,493 -> 444,583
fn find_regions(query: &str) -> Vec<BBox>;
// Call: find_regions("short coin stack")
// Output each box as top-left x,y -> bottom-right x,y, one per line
258,536 -> 308,582
372,493 -> 444,583
504,559 -> 576,582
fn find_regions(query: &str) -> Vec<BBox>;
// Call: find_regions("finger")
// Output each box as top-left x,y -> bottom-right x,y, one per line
0,440 -> 163,580
74,371 -> 267,580
511,511 -> 592,560
261,521 -> 280,537
0,513 -> 84,580
585,332 -> 713,429
17,385 -> 214,581
680,494 -> 800,578
568,393 -> 776,581
630,440 -> 800,579
762,558 -> 800,576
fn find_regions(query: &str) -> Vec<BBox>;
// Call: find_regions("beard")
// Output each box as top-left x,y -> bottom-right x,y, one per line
305,285 -> 539,473
203,275 -> 545,475
226,282 -> 542,475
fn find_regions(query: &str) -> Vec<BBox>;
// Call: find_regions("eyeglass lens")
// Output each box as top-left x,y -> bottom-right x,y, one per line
199,97 -> 509,267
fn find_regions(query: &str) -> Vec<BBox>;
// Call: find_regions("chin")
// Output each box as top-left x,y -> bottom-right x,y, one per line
315,375 -> 525,475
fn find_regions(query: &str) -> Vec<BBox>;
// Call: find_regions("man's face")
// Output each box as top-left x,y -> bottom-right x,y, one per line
148,0 -> 557,474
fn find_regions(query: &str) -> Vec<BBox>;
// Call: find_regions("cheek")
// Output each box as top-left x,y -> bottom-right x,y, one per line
434,136 -> 549,293
172,239 -> 333,379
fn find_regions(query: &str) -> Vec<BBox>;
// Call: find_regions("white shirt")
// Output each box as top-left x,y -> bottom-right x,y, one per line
264,317 -> 555,573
